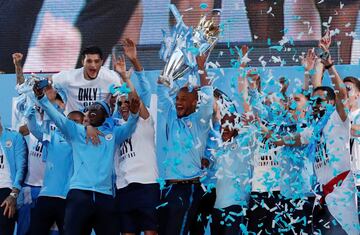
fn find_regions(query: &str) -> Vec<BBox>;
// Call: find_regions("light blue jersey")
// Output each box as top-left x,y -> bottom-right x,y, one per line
38,96 -> 138,195
201,121 -> 221,189
157,84 -> 214,180
26,108 -> 73,198
0,128 -> 27,190
214,127 -> 254,209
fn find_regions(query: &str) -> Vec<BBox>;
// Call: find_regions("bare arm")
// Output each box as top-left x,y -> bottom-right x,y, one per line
237,45 -> 251,113
113,55 -> 150,120
301,48 -> 316,91
12,53 -> 25,85
326,62 -> 348,122
196,53 -> 210,87
312,30 -> 332,89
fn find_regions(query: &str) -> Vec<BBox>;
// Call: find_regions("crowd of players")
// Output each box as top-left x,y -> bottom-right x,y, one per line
1,32 -> 360,235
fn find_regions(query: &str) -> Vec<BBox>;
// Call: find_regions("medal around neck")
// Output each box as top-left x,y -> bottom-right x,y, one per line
159,4 -> 220,88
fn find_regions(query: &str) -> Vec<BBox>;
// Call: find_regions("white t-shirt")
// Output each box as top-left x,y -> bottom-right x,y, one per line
52,67 -> 120,114
349,108 -> 360,185
0,145 -> 12,189
252,138 -> 282,192
301,111 -> 351,185
24,134 -> 46,187
114,115 -> 158,189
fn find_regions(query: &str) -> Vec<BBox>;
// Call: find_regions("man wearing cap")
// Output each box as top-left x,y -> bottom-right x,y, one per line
33,82 -> 140,235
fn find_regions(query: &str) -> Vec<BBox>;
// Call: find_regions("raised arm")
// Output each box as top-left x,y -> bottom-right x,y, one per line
114,92 -> 140,143
121,38 -> 151,107
322,55 -> 348,122
196,52 -> 211,87
312,31 -> 332,89
113,54 -> 150,120
237,45 -> 251,113
33,83 -> 76,140
25,108 -> 44,140
301,48 -> 316,91
12,53 -> 25,85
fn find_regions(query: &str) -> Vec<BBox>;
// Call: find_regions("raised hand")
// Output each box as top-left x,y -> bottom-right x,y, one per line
85,125 -> 104,145
128,92 -> 140,114
301,48 -> 317,71
113,54 -> 131,81
319,30 -> 331,52
33,81 -> 45,98
122,38 -> 138,62
12,53 -> 23,66
196,52 -> 209,70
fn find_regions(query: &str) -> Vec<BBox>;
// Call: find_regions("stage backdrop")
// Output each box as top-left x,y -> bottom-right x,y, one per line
1,0 -> 360,73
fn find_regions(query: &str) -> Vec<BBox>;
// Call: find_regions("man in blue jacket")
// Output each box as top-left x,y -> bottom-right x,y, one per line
33,83 -> 140,235
26,106 -> 84,235
0,118 -> 28,235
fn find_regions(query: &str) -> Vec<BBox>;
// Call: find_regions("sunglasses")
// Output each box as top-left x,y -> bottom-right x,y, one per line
117,100 -> 130,106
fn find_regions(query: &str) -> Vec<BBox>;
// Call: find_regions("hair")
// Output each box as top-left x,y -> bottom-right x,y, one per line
81,46 -> 103,61
55,93 -> 64,104
67,111 -> 85,118
313,86 -> 336,101
344,76 -> 360,91
179,86 -> 199,100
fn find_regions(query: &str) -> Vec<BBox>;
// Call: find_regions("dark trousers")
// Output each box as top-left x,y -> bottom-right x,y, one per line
278,196 -> 314,234
64,189 -> 117,235
0,188 -> 15,235
29,196 -> 66,235
189,188 -> 216,235
158,183 -> 202,235
357,186 -> 360,223
247,191 -> 282,234
211,205 -> 245,235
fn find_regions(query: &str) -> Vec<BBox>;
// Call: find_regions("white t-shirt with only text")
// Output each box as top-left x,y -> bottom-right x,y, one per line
114,114 -> 158,189
0,145 -> 12,189
52,67 -> 120,114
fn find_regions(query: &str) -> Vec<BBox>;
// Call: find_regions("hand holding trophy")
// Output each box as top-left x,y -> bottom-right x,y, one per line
159,4 -> 220,87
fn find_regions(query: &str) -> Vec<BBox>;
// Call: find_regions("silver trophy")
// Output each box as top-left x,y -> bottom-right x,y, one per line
159,4 -> 220,87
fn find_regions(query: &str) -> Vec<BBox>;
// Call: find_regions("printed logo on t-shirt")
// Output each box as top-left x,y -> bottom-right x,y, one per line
78,88 -> 99,108
30,141 -> 44,159
0,155 -> 4,169
258,140 -> 279,167
315,140 -> 329,169
120,138 -> 135,161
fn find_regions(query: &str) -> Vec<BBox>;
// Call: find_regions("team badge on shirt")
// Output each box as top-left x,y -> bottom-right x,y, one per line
231,143 -> 238,151
5,140 -> 12,148
186,121 -> 192,128
105,134 -> 113,141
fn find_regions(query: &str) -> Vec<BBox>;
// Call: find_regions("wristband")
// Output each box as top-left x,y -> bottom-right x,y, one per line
304,71 -> 310,75
324,63 -> 334,70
